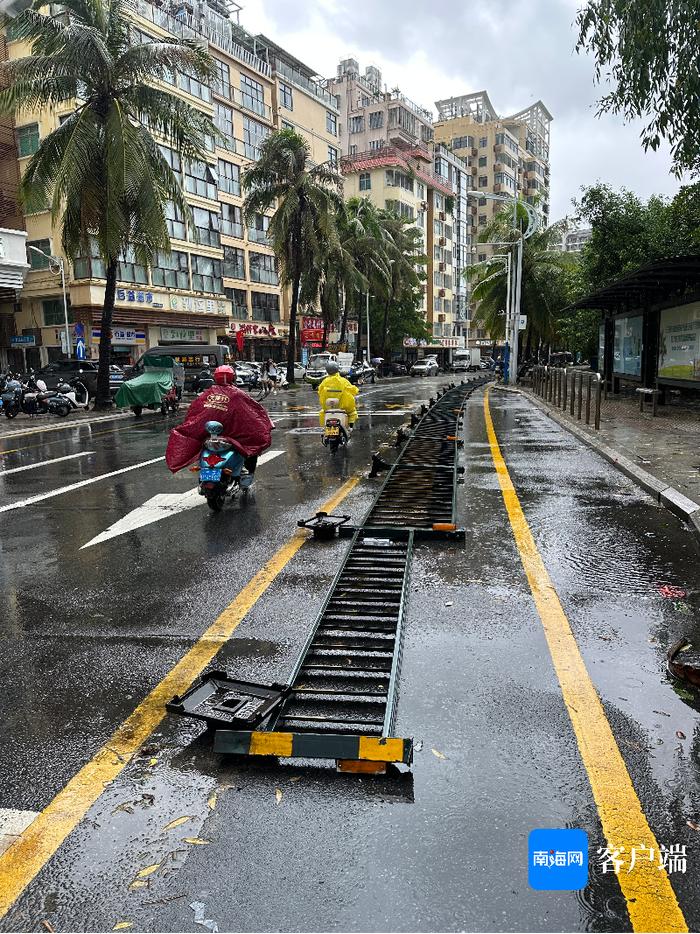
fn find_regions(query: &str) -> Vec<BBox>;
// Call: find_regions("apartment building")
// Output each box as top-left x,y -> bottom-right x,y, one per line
330,59 -> 464,359
433,91 -> 552,350
0,1 -> 339,367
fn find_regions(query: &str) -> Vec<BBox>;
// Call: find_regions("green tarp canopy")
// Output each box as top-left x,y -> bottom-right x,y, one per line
115,370 -> 173,408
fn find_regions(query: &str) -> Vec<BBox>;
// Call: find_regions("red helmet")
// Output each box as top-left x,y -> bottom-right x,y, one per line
213,365 -> 236,386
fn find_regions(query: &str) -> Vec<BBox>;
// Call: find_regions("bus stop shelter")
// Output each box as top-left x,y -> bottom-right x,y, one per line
565,256 -> 700,397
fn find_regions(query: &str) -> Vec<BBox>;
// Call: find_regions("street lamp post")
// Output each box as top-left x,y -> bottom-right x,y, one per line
465,191 -> 539,384
470,252 -> 512,378
27,246 -> 71,359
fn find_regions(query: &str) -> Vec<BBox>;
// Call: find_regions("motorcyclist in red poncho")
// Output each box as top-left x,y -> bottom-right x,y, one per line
165,365 -> 273,483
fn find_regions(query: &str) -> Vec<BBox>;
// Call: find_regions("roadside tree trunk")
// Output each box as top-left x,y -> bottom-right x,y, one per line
286,273 -> 300,384
380,294 -> 391,361
95,258 -> 118,410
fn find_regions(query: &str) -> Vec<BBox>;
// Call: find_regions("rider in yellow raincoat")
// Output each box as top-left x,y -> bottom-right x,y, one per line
318,361 -> 359,427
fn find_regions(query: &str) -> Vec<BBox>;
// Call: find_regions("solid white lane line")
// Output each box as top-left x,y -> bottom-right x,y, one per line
80,449 -> 284,548
0,452 -> 95,475
0,456 -> 166,514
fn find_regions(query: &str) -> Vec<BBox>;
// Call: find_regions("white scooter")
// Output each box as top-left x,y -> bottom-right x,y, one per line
321,397 -> 350,454
54,378 -> 90,415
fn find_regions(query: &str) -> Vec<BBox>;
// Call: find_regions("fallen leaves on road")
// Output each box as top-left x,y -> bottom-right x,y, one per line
163,816 -> 193,832
136,863 -> 160,879
41,921 -> 55,932
113,923 -> 133,931
686,820 -> 700,831
128,880 -> 148,891
275,788 -> 283,804
112,802 -> 134,815
431,748 -> 447,760
676,730 -> 687,740
184,837 -> 210,845
149,758 -> 158,766
207,793 -> 217,811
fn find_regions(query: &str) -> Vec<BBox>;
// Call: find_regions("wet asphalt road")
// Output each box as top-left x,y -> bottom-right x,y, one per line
1,379 -> 699,933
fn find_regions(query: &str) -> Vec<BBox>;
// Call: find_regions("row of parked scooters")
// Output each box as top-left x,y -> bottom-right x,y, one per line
0,370 -> 90,419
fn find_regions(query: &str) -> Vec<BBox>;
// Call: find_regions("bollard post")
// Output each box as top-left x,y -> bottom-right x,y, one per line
562,368 -> 568,410
594,375 -> 602,430
585,375 -> 592,424
577,372 -> 583,420
570,371 -> 575,417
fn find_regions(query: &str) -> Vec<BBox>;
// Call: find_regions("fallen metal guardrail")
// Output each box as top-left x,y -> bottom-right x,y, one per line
531,365 -> 602,430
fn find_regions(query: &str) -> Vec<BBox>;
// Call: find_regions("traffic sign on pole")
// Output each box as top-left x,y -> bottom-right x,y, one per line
75,337 -> 87,360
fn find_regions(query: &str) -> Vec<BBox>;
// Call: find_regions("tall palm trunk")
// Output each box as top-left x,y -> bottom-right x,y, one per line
95,258 -> 118,409
321,314 -> 329,352
286,272 -> 300,384
380,294 -> 391,361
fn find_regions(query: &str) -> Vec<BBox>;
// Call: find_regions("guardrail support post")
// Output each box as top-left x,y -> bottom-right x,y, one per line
577,372 -> 583,420
585,375 -> 592,424
562,369 -> 568,410
570,372 -> 575,416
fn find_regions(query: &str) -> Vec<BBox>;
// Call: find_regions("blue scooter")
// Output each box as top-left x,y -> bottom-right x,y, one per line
197,420 -> 252,512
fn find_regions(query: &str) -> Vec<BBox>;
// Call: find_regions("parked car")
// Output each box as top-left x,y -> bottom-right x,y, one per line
233,362 -> 258,388
35,359 -> 122,399
349,360 -> 376,384
387,360 -> 408,376
410,357 -> 440,377
279,361 -> 306,381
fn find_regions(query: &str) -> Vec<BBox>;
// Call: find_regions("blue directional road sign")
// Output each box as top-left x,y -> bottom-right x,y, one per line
75,337 -> 87,360
74,322 -> 85,339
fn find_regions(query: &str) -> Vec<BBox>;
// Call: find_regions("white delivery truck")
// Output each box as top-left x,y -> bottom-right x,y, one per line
452,348 -> 480,371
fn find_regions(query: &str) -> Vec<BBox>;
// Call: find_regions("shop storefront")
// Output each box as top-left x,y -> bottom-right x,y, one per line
228,321 -> 290,362
403,335 -> 465,368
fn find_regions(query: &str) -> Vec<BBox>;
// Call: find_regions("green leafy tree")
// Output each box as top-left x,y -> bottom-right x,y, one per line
242,129 -> 343,383
576,0 -> 700,176
0,0 -> 215,407
467,204 -> 571,360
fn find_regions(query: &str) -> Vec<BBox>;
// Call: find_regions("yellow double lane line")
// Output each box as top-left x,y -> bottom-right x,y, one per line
484,389 -> 686,933
0,476 -> 358,919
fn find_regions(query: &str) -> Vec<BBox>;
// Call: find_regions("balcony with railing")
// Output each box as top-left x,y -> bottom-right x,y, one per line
130,0 -> 271,77
273,58 -> 338,111
231,87 -> 273,122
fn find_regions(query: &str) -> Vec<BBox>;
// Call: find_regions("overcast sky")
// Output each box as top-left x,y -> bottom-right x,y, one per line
241,0 -> 683,223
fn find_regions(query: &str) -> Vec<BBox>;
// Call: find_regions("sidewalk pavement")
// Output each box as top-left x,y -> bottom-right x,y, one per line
516,385 -> 700,541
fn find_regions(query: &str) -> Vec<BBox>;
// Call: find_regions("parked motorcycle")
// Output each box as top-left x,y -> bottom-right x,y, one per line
321,397 -> 350,455
195,420 -> 252,512
160,383 -> 181,415
1,376 -> 23,418
53,378 -> 90,415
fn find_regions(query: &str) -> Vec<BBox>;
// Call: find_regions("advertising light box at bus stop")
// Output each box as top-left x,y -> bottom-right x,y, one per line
658,302 -> 700,383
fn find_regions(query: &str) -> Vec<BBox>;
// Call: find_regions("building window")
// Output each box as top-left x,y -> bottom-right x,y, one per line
349,144 -> 357,155
417,182 -> 425,200
386,169 -> 414,193
445,224 -> 452,240
160,145 -> 182,178
281,120 -> 294,131
326,110 -> 337,135
214,102 -> 234,146
225,287 -> 248,319
494,171 -> 516,191
349,115 -> 364,134
249,251 -> 278,285
165,200 -> 187,240
434,191 -> 444,209
193,208 -> 222,248
279,82 -> 293,110
151,250 -> 189,289
43,298 -> 74,326
191,254 -> 222,293
359,172 -> 371,191
251,291 -> 280,322
478,215 -> 487,226
217,158 -> 240,196
452,135 -> 474,149
478,156 -> 487,167
433,297 -> 441,314
178,69 -> 210,102
479,136 -> 487,148
243,116 -> 269,160
478,175 -> 488,187
248,213 -> 270,244
369,139 -> 383,151
327,145 -> 338,165
220,202 -> 243,239
478,196 -> 487,206
385,199 -> 414,220
184,160 -> 217,200
17,123 -> 39,157
213,59 -> 230,98
27,238 -> 51,269
240,74 -> 266,117
368,111 -> 383,129
222,245 -> 245,279
73,239 -> 106,279
119,247 -> 148,285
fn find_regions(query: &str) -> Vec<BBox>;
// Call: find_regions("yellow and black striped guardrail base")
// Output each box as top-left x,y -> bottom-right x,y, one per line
214,730 -> 413,773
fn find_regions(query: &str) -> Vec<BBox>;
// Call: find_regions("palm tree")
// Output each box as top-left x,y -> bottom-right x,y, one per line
242,129 -> 343,383
0,0 -> 215,408
374,210 -> 426,360
467,204 -> 570,361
